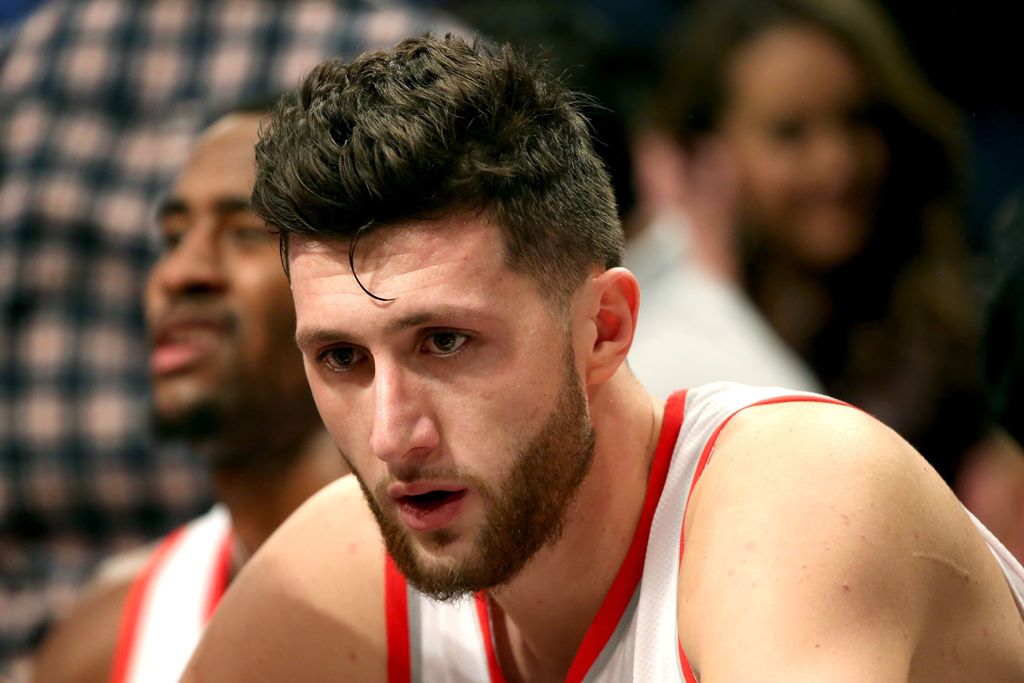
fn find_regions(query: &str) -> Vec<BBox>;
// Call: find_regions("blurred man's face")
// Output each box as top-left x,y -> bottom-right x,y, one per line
145,114 -> 310,463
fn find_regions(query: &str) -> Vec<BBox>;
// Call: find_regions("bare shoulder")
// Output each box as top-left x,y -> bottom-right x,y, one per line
678,401 -> 1024,681
32,543 -> 155,683
184,474 -> 388,683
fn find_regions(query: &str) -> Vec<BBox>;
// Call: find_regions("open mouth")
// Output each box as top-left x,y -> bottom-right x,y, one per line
150,318 -> 233,375
397,489 -> 467,517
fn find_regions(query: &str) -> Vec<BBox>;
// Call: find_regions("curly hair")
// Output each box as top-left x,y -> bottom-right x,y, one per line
251,34 -> 622,304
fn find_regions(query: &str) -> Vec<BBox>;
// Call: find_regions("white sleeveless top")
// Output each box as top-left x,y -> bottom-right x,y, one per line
111,505 -> 233,683
383,382 -> 1024,682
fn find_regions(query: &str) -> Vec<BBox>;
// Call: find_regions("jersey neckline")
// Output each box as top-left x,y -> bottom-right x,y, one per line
387,391 -> 689,683
562,390 -> 688,682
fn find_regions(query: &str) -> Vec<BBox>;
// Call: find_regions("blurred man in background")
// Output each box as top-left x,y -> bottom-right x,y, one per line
32,103 -> 349,683
0,2 -> 459,673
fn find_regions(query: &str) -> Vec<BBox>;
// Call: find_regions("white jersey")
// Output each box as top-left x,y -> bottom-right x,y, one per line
383,382 -> 1024,682
111,505 -> 233,683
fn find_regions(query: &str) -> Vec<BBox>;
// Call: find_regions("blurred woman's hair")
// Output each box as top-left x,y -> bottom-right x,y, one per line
647,0 -> 965,213
644,0 -> 986,480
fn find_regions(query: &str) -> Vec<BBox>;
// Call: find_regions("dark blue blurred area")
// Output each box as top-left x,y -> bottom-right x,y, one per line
882,0 -> 1023,250
0,0 -> 44,26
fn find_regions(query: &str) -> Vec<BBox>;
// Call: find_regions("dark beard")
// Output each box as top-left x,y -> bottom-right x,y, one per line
151,394 -> 313,472
355,348 -> 597,601
151,399 -> 222,442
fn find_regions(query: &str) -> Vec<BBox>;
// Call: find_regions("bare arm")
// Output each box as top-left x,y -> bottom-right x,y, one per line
32,547 -> 152,683
182,475 -> 388,682
678,402 -> 1023,682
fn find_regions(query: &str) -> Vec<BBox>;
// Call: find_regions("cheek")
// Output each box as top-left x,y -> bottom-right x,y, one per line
306,373 -> 373,465
733,139 -> 804,222
857,131 -> 889,192
143,271 -> 166,322
237,272 -> 296,353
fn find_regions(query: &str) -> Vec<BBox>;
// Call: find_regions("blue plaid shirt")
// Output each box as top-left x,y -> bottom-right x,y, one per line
0,0 -> 460,663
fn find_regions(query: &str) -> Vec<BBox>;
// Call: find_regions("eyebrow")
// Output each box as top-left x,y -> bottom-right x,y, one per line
294,306 -> 498,351
154,196 -> 253,221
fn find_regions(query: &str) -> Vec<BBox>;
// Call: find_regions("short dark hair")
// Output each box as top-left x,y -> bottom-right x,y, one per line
251,34 -> 622,303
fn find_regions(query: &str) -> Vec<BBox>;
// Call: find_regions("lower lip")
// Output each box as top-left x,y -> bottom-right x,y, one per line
396,490 -> 468,532
151,342 -> 211,375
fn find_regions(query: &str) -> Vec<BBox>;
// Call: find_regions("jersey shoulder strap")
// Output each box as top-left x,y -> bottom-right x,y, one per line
111,505 -> 232,683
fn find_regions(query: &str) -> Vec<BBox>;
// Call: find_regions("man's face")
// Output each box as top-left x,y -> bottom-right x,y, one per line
291,218 -> 597,599
145,114 -> 311,462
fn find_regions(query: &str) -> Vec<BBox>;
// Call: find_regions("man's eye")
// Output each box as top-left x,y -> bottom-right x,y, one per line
321,346 -> 366,372
229,225 -> 273,246
423,332 -> 468,356
160,226 -> 186,251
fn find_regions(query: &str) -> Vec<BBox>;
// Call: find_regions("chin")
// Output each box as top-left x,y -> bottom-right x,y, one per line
414,526 -> 475,555
151,397 -> 222,440
791,219 -> 871,271
153,373 -> 217,407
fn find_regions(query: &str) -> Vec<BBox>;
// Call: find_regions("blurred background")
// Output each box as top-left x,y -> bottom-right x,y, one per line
1,0 -> 1021,675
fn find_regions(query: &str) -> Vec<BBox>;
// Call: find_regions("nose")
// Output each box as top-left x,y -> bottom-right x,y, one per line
810,126 -> 858,195
153,224 -> 228,296
369,361 -> 441,466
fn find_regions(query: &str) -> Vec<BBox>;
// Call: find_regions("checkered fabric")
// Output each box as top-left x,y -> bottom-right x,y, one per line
0,0 -> 461,663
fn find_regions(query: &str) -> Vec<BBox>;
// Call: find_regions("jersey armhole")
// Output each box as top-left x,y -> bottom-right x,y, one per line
676,394 -> 849,681
202,529 -> 235,622
109,528 -> 186,683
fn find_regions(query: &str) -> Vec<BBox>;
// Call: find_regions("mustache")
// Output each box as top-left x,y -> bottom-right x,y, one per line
336,446 -> 493,507
386,464 -> 474,484
338,444 -> 475,486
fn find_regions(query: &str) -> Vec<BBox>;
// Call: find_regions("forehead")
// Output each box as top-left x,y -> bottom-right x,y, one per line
172,114 -> 261,200
291,216 -> 510,295
289,216 -> 540,331
728,24 -> 865,111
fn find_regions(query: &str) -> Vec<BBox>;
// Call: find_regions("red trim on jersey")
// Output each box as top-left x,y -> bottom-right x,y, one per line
385,555 -> 412,683
202,530 -> 234,621
680,395 -> 849,562
564,390 -> 688,683
679,641 -> 698,683
109,527 -> 187,683
676,394 -> 849,678
474,593 -> 508,683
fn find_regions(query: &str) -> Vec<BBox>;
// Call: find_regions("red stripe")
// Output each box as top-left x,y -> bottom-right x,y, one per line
109,527 -> 187,683
565,390 -> 688,683
202,529 -> 234,622
474,593 -> 508,682
679,641 -> 698,683
676,394 -> 848,677
385,555 -> 412,683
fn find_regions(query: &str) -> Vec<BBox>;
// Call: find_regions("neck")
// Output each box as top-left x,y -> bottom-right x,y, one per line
488,370 -> 663,682
209,428 -> 346,559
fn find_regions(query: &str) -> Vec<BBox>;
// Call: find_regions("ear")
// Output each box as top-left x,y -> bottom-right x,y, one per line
578,267 -> 640,387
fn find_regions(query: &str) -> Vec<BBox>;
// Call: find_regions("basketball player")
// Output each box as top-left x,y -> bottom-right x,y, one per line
183,36 -> 1024,682
33,105 -> 347,683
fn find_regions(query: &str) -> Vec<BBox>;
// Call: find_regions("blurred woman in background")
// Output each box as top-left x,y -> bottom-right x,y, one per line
640,0 -> 1005,503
